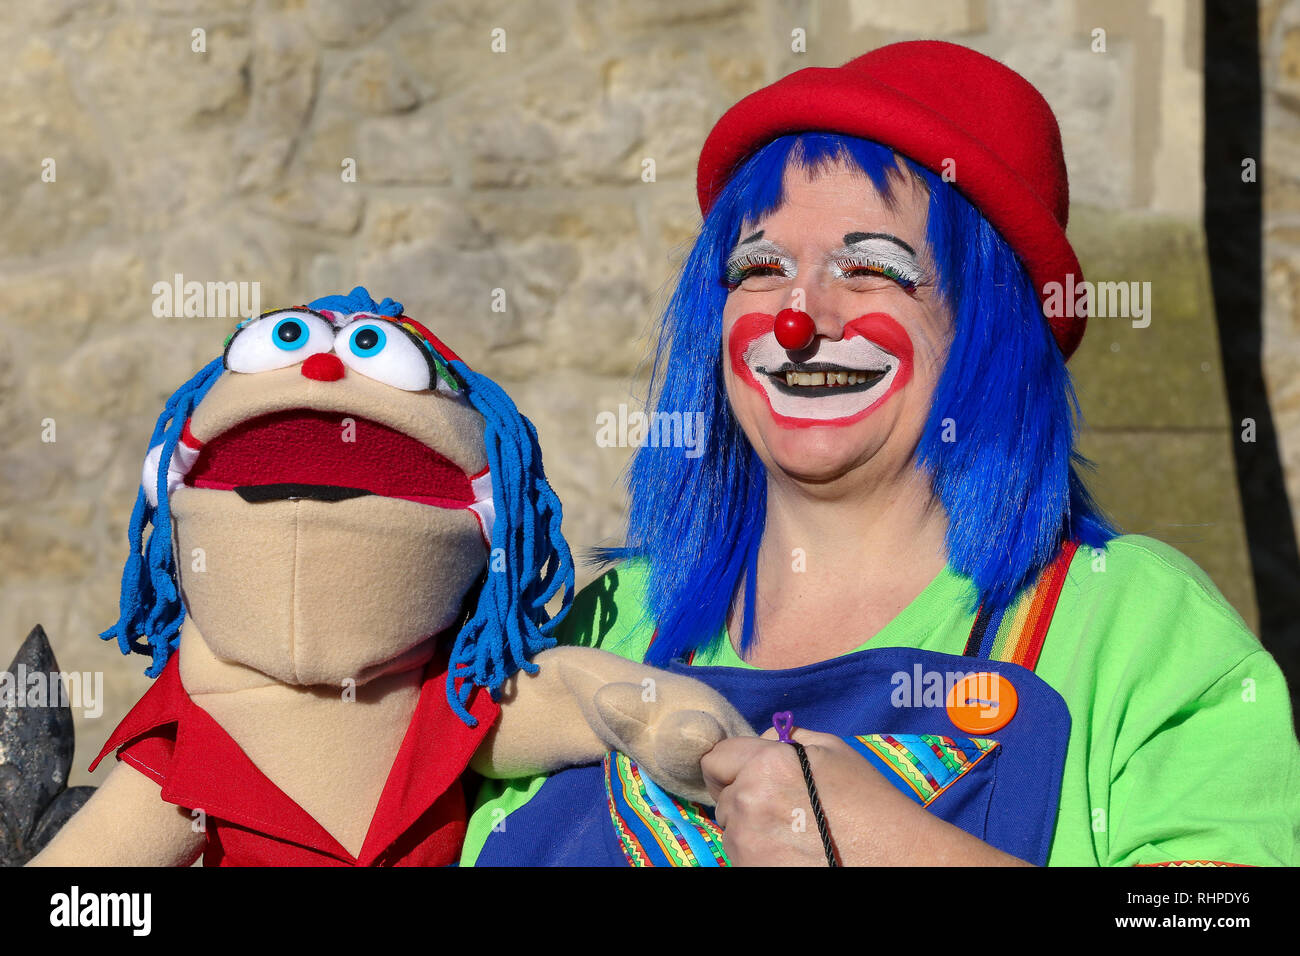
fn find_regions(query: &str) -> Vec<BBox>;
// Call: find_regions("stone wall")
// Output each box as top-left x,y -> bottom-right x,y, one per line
0,0 -> 1290,786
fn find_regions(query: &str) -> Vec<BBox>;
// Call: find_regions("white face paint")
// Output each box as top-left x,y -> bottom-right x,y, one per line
725,232 -> 924,427
742,332 -> 903,423
825,235 -> 925,292
724,238 -> 798,288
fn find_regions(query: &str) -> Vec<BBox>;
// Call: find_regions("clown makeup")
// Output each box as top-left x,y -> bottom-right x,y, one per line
827,232 -> 925,293
724,231 -> 927,295
729,311 -> 914,427
719,156 -> 950,495
724,232 -> 798,290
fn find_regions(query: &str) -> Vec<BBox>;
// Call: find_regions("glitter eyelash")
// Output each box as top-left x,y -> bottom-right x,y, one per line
723,253 -> 795,288
831,255 -> 920,293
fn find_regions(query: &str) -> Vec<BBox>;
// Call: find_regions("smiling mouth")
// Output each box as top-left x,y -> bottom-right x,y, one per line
756,362 -> 891,396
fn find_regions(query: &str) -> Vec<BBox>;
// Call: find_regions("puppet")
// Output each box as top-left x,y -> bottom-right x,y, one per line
31,286 -> 752,867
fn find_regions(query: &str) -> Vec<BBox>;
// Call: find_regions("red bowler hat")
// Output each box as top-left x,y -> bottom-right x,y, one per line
696,40 -> 1086,358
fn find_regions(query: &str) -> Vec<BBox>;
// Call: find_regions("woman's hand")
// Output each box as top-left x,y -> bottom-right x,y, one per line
701,727 -> 1034,866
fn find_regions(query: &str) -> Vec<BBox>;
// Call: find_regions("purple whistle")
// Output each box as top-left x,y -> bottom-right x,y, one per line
772,711 -> 794,743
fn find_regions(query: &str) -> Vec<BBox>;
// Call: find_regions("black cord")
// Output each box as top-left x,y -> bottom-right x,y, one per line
790,741 -> 839,867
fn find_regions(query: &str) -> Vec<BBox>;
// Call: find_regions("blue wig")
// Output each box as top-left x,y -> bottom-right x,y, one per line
598,133 -> 1114,665
101,287 -> 573,725
442,359 -> 573,725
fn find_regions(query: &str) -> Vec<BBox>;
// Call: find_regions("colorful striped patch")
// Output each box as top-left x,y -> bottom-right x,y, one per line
845,734 -> 1000,806
604,753 -> 730,867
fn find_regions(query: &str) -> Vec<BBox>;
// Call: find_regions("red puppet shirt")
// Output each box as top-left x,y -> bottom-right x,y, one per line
91,649 -> 500,867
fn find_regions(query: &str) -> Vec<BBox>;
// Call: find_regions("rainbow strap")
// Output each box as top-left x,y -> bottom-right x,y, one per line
962,540 -> 1080,670
960,542 -> 1255,868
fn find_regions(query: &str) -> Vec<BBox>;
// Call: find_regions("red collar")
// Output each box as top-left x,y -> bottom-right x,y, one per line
93,647 -> 499,866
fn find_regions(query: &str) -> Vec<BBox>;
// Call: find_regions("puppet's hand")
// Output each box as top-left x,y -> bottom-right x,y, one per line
473,647 -> 754,788
592,678 -> 755,806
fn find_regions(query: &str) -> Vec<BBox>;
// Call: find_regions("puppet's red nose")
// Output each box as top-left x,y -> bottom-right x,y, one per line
774,309 -> 816,351
302,353 -> 346,381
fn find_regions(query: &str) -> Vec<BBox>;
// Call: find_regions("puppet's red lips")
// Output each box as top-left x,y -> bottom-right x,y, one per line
186,409 -> 475,508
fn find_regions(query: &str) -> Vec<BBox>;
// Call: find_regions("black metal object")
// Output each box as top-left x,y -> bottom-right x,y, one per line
0,626 -> 96,866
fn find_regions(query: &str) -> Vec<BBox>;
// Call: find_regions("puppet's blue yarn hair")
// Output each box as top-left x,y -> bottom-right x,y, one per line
442,361 -> 574,725
596,132 -> 1115,665
101,285 -> 572,726
99,357 -> 226,678
307,285 -> 404,319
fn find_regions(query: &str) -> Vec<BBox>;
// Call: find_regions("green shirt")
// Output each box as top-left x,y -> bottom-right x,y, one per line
463,534 -> 1300,866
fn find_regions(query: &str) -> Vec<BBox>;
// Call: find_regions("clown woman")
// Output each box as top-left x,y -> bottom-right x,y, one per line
465,42 -> 1300,868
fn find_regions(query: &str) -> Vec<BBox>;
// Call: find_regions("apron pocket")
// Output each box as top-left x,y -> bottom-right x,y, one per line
844,733 -> 1002,839
602,734 -> 1002,866
604,752 -> 730,867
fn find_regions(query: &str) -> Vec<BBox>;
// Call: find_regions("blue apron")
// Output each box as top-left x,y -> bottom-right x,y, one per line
478,545 -> 1077,867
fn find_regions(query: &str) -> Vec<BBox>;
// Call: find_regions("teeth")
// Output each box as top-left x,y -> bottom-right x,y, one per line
778,369 -> 884,387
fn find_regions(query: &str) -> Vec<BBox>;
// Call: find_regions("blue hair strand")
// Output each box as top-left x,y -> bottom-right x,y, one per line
100,357 -> 225,677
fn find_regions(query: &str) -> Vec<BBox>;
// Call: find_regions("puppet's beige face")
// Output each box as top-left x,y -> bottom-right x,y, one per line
721,161 -> 952,493
168,312 -> 490,687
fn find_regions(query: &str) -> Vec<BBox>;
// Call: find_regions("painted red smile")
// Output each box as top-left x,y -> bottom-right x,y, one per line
728,312 -> 914,428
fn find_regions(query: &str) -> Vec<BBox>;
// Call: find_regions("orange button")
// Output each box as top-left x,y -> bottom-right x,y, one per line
946,672 -> 1018,734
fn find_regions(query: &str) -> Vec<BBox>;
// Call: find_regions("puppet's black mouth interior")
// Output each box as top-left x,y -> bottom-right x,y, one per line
234,483 -> 374,504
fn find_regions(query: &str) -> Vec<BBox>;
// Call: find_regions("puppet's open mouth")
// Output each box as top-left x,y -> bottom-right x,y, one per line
233,483 -> 373,503
186,408 -> 477,509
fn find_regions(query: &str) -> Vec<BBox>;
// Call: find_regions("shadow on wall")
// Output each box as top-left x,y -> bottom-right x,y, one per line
1204,0 -> 1300,729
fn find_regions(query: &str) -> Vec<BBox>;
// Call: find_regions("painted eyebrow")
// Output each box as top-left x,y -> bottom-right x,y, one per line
726,236 -> 791,261
843,232 -> 916,257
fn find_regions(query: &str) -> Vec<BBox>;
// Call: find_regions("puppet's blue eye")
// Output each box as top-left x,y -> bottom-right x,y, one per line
225,309 -> 335,373
335,318 -> 433,391
349,325 -> 387,357
273,318 -> 309,350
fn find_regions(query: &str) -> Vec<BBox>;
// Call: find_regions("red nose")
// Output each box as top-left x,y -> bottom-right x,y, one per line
301,352 -> 345,381
774,309 -> 816,351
